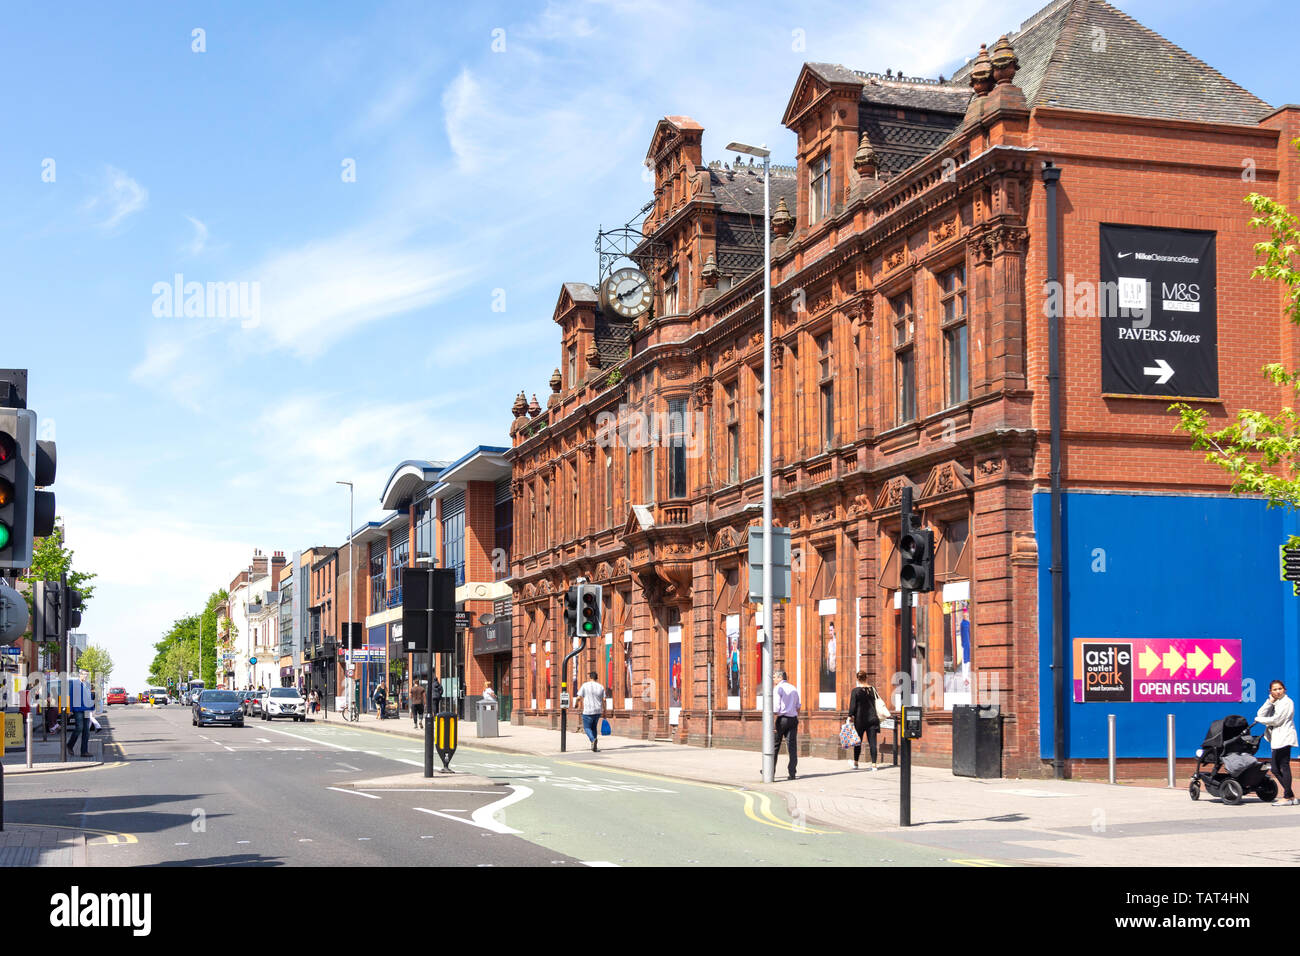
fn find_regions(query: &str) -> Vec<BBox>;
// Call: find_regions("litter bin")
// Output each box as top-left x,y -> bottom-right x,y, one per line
476,699 -> 499,738
952,704 -> 1003,778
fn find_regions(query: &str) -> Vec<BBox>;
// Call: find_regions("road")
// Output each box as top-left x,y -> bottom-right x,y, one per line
5,705 -> 985,866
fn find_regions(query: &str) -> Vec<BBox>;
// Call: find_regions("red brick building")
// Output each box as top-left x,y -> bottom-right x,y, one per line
508,0 -> 1300,773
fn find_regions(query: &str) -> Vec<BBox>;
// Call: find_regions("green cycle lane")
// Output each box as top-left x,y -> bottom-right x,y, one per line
265,720 -> 982,867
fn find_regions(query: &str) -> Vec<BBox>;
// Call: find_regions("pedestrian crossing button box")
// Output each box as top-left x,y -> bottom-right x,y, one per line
902,706 -> 923,740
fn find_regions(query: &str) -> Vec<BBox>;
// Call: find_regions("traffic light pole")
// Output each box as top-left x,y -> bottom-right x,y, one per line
60,571 -> 68,761
560,637 -> 586,754
900,489 -> 914,828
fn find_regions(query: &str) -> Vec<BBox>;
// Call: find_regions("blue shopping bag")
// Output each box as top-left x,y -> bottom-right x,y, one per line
600,718 -> 611,736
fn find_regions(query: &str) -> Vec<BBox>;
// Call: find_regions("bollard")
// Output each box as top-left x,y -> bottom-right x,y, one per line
1167,714 -> 1176,788
25,709 -> 32,769
1108,714 -> 1117,784
433,712 -> 458,772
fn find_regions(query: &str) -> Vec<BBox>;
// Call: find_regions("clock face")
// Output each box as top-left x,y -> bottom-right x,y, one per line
602,267 -> 652,319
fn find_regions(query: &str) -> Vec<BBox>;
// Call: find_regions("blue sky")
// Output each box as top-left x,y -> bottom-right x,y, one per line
0,0 -> 1293,687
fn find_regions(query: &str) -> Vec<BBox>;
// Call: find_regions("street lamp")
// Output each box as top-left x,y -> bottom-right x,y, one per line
416,553 -> 441,777
726,139 -> 775,784
337,480 -> 354,719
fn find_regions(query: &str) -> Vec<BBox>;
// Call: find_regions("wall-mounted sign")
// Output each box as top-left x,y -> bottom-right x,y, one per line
1099,224 -> 1217,398
1073,638 -> 1241,703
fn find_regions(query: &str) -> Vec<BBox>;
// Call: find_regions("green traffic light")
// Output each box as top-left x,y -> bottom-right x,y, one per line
0,522 -> 9,550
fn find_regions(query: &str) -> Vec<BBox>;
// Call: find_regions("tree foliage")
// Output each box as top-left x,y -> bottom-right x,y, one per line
18,520 -> 98,656
1171,138 -> 1300,542
147,590 -> 226,689
77,644 -> 114,686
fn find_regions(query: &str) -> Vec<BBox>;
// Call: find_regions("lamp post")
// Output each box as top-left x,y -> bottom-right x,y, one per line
337,481 -> 354,718
726,139 -> 774,784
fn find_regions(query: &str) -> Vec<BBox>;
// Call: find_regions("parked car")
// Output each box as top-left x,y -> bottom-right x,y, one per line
106,687 -> 128,706
262,687 -> 306,722
193,690 -> 245,728
242,690 -> 268,716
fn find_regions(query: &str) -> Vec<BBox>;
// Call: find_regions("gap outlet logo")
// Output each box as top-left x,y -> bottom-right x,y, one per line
49,886 -> 152,936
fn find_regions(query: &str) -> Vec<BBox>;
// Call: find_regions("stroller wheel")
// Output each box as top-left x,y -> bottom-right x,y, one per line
1221,778 -> 1244,806
1188,778 -> 1201,801
1258,778 -> 1279,803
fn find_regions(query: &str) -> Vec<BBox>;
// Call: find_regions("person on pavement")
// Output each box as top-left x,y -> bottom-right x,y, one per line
372,683 -> 387,719
773,669 -> 800,780
482,684 -> 497,703
847,671 -> 881,770
1257,679 -> 1297,806
576,671 -> 606,752
428,677 -> 444,717
411,680 -> 426,728
66,675 -> 94,758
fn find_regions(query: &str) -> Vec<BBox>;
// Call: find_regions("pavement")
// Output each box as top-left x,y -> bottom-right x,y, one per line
321,707 -> 1300,866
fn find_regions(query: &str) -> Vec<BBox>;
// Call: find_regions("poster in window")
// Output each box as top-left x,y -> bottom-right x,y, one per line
529,643 -> 537,710
725,613 -> 741,710
604,634 -> 613,710
942,581 -> 972,709
623,629 -> 633,709
667,625 -> 683,725
819,606 -> 837,709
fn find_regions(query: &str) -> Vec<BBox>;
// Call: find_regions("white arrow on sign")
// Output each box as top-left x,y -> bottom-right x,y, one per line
1143,358 -> 1174,385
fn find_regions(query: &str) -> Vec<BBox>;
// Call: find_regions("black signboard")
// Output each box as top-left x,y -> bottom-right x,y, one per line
401,568 -> 456,653
1081,641 -> 1133,703
1099,224 -> 1217,398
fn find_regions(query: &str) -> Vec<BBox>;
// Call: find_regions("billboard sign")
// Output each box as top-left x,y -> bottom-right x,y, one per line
1074,638 -> 1242,703
1099,224 -> 1217,398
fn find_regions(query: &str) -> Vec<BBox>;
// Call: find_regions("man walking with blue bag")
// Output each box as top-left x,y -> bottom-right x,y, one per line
66,672 -> 94,758
576,671 -> 606,753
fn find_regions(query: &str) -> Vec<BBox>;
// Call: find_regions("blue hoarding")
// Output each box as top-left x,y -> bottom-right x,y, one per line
1036,491 -> 1300,759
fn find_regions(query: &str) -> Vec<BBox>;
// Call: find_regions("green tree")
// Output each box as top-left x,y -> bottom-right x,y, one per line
77,644 -> 114,686
1172,138 -> 1300,540
147,590 -> 226,689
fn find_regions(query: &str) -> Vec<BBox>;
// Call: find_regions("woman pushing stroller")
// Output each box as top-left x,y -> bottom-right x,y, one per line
1257,680 -> 1297,806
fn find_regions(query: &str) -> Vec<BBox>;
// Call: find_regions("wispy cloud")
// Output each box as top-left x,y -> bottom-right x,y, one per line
251,224 -> 479,359
82,165 -> 148,232
184,215 -> 209,255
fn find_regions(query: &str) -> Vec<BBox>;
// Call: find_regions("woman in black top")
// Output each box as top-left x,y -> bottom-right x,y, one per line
847,671 -> 881,769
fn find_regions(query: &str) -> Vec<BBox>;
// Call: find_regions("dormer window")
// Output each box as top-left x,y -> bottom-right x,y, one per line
809,153 -> 831,226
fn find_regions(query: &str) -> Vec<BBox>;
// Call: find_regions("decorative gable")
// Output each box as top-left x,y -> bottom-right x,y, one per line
872,475 -> 918,515
918,461 -> 973,505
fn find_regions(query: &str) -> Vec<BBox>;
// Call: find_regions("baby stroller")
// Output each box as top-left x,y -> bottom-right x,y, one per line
1189,714 -> 1277,805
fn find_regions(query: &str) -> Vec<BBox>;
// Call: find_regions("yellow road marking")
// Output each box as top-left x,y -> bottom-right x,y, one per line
556,759 -> 836,835
951,858 -> 1011,867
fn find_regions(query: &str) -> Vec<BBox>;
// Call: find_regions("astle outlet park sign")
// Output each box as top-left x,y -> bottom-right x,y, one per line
1099,224 -> 1218,398
1074,639 -> 1242,703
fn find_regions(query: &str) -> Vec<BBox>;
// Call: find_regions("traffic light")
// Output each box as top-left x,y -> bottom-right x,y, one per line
64,586 -> 84,631
33,581 -> 61,640
578,583 -> 602,637
899,528 -> 935,592
0,408 -> 35,569
0,579 -> 27,644
564,585 -> 579,639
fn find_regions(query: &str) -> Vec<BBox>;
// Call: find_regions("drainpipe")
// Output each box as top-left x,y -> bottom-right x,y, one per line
1042,160 -> 1065,780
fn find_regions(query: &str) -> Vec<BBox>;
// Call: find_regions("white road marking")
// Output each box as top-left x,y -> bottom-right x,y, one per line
237,841 -> 251,844
335,762 -> 363,772
263,726 -> 356,751
327,787 -> 381,800
299,838 -> 312,842
359,788 -> 500,794
411,784 -> 533,835
582,861 -> 619,867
